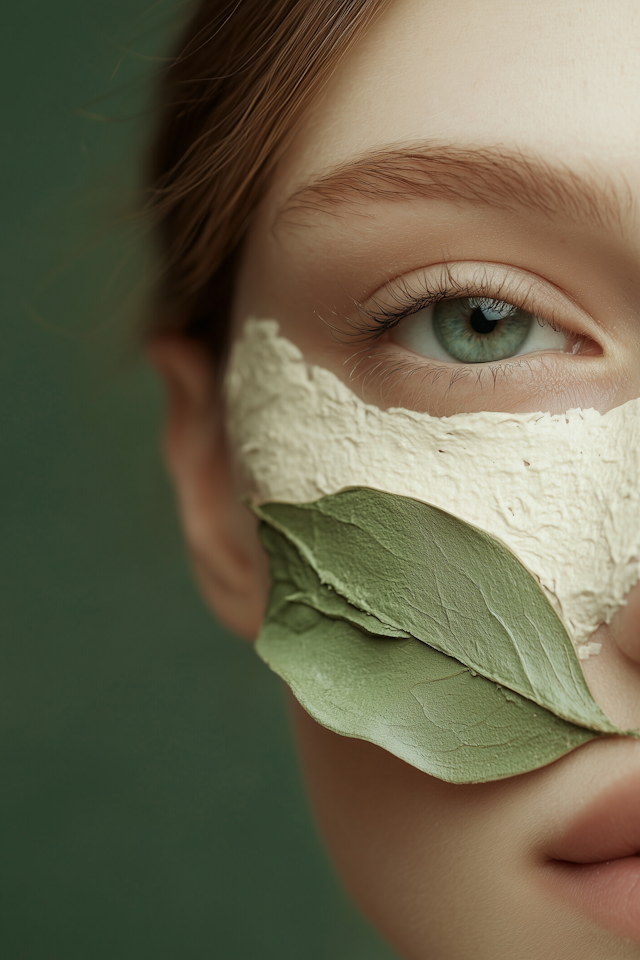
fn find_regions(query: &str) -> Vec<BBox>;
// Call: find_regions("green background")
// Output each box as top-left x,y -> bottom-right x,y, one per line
0,3 -> 397,957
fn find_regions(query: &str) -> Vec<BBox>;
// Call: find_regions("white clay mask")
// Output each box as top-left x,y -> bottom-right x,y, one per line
224,319 -> 640,782
227,319 -> 640,651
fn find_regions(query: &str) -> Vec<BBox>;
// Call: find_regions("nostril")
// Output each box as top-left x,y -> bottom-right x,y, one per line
609,582 -> 640,663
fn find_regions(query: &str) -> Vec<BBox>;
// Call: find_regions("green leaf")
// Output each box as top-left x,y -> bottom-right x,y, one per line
255,487 -> 622,735
257,524 -> 599,783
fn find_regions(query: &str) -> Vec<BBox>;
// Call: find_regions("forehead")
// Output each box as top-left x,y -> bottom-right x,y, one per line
271,0 -> 640,205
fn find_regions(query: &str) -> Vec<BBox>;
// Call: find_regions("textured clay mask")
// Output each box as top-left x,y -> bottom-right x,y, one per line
224,320 -> 640,782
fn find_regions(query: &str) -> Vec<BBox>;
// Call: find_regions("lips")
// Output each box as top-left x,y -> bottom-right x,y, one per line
544,771 -> 640,940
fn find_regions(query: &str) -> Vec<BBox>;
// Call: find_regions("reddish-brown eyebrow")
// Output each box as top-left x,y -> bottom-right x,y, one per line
278,144 -> 632,235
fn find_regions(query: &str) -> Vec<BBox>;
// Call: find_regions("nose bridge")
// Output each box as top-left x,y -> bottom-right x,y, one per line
609,580 -> 640,663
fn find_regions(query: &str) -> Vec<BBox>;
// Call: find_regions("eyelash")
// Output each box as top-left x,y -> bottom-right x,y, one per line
349,264 -> 565,343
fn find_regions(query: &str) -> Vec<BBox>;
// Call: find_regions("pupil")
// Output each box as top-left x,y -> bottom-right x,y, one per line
469,307 -> 499,335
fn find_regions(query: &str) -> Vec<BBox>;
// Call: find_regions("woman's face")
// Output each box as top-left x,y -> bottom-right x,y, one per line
160,0 -> 640,957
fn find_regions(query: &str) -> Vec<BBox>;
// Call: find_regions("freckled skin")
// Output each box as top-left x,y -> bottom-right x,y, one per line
150,0 -> 640,956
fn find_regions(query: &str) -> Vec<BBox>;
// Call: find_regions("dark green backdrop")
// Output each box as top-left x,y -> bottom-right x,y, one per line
0,3 -> 397,957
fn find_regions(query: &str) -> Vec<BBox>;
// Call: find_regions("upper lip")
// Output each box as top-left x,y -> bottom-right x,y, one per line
546,770 -> 640,864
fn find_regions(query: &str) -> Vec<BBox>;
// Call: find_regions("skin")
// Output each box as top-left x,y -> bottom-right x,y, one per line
150,0 -> 640,956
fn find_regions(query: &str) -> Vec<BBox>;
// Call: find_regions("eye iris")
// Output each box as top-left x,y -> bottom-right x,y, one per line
433,297 -> 532,363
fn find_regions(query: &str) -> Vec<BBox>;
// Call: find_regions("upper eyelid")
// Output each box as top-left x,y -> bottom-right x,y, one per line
356,261 -> 597,339
363,275 -> 537,329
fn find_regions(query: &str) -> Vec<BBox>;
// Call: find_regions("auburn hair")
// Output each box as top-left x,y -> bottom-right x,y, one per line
147,0 -> 388,357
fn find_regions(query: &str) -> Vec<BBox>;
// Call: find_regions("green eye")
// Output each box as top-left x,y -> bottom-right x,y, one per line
391,292 -> 569,363
433,297 -> 532,363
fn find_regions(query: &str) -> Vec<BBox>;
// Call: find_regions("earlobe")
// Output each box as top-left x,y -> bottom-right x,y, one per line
147,337 -> 269,639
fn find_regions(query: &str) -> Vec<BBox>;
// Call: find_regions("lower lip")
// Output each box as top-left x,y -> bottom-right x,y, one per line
545,856 -> 640,940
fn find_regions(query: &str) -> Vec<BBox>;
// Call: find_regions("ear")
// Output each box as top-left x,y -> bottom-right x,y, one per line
147,337 -> 269,639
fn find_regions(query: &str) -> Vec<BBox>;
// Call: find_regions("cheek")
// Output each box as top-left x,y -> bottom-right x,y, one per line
289,700 -> 628,960
288,698 -> 528,959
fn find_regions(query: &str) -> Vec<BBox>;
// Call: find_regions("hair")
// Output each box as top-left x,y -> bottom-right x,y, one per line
147,0 -> 388,359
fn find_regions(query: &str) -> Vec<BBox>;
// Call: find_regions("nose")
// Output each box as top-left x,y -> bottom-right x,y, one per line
608,581 -> 640,663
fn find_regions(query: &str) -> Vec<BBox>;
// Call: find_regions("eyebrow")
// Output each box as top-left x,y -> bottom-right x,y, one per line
278,144 -> 633,236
